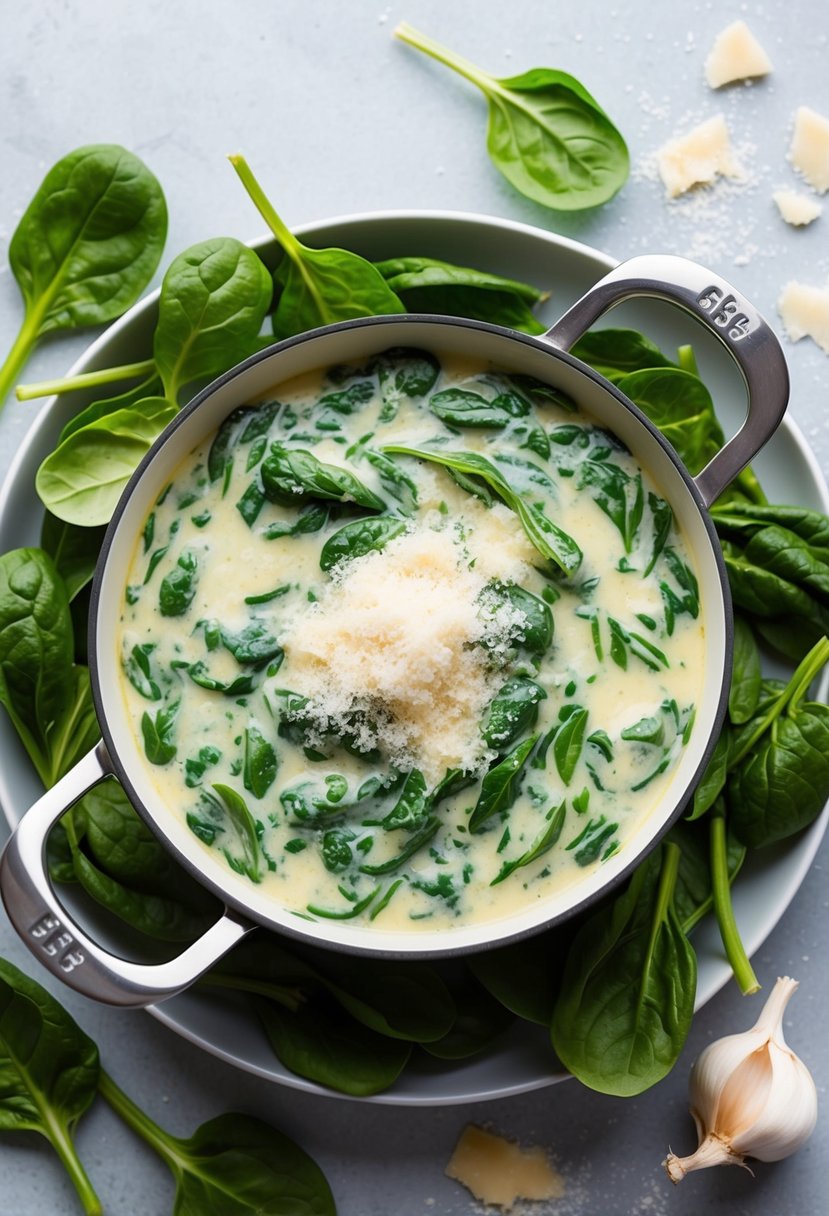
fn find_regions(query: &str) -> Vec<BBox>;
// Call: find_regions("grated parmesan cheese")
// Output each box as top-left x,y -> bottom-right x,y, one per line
789,106 -> 829,194
773,189 -> 822,227
704,21 -> 772,89
656,115 -> 741,198
278,527 -> 529,782
777,281 -> 829,354
445,1125 -> 565,1212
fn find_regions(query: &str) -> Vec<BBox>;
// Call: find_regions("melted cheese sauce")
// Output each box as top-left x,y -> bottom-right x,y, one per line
118,352 -> 706,931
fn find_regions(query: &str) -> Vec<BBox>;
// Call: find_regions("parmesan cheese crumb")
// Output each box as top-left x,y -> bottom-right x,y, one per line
445,1125 -> 565,1212
279,528 -> 527,782
657,115 -> 741,198
705,20 -> 772,89
777,281 -> 829,354
789,106 -> 829,193
773,189 -> 822,227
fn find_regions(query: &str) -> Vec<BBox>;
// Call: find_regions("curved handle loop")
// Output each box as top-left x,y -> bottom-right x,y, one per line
543,254 -> 790,507
0,742 -> 254,1007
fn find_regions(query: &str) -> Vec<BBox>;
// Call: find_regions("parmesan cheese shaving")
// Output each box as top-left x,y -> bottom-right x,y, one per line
789,106 -> 829,193
279,527 -> 526,782
657,115 -> 741,198
705,21 -> 772,89
445,1125 -> 565,1211
777,281 -> 829,354
773,189 -> 822,227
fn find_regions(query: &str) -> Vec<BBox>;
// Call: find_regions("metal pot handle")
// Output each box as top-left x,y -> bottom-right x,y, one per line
543,253 -> 789,508
0,741 -> 254,1007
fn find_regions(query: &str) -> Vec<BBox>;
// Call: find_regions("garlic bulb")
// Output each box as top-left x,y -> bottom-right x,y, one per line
664,977 -> 817,1182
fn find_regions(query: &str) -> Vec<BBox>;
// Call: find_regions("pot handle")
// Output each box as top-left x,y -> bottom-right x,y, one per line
0,741 -> 254,1008
543,253 -> 789,508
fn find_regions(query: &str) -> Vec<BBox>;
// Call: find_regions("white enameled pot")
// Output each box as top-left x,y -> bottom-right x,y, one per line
0,254 -> 789,1007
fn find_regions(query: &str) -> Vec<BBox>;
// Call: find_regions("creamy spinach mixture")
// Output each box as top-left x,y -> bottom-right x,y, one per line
118,348 -> 705,930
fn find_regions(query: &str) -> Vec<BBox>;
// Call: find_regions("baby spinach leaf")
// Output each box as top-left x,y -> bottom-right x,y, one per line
122,643 -> 162,700
0,958 -> 101,1215
577,459 -> 644,553
551,843 -> 697,1096
469,734 -> 539,832
159,549 -> 199,617
99,1070 -> 336,1215
420,973 -> 514,1060
384,443 -> 582,573
375,256 -> 545,305
565,813 -> 618,865
491,799 -> 566,885
429,386 -> 518,428
36,396 -> 177,527
0,144 -> 167,407
229,155 -> 404,339
57,374 -> 163,444
687,728 -> 730,822
0,548 -> 99,787
141,701 -> 179,765
153,237 -> 273,404
729,615 -> 762,725
571,327 -> 676,383
221,622 -> 282,665
395,25 -> 628,210
319,514 -> 407,572
375,258 -> 547,333
211,784 -> 263,883
553,707 -> 588,784
243,725 -> 278,799
359,815 -> 440,874
255,992 -> 411,1096
482,674 -> 547,749
380,769 -> 429,831
479,582 -> 554,655
39,512 -> 106,602
468,929 -> 566,1024
262,443 -> 386,511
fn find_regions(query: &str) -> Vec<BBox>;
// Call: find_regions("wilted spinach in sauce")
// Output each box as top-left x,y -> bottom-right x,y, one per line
118,347 -> 704,928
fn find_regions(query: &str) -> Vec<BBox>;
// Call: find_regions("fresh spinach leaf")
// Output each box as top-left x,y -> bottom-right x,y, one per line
40,512 -> 106,602
0,145 -> 167,407
0,548 -> 99,787
243,725 -> 278,799
419,973 -> 514,1060
0,958 -> 101,1215
210,784 -> 264,883
99,1070 -> 336,1215
551,843 -> 696,1095
729,615 -> 762,725
375,256 -> 547,334
36,396 -> 177,527
229,155 -> 404,339
255,992 -> 411,1096
154,237 -> 273,404
467,929 -> 566,1024
571,327 -> 676,383
395,24 -> 629,210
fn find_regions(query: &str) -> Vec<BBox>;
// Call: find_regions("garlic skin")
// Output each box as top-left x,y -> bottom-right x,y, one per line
665,977 -> 818,1182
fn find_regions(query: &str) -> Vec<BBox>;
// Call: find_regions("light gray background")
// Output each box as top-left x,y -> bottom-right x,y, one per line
0,2 -> 827,1213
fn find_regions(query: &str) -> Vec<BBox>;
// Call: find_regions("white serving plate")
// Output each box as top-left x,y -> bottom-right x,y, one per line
0,210 -> 826,1105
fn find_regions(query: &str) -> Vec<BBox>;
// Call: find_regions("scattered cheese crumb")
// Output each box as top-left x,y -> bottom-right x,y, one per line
705,20 -> 772,88
773,189 -> 822,226
789,107 -> 829,193
778,281 -> 829,354
657,115 -> 741,197
445,1126 -> 565,1212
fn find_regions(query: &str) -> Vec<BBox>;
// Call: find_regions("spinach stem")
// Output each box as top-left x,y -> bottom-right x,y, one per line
676,345 -> 699,377
15,359 -> 156,401
0,311 -> 40,409
710,802 -> 760,995
394,22 -> 493,95
228,154 -> 299,256
42,1107 -> 102,1216
98,1070 -> 177,1166
729,636 -> 829,769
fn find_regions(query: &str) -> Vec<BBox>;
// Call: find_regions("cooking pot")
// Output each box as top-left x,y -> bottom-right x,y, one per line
0,254 -> 788,1007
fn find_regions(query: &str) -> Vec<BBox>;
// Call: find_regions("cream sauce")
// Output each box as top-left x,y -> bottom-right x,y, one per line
117,351 -> 706,931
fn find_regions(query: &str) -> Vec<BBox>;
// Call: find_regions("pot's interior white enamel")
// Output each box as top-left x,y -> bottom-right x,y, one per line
94,318 -> 728,956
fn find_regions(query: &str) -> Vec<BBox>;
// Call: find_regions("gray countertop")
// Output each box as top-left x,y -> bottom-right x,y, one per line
0,1 -> 827,1213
